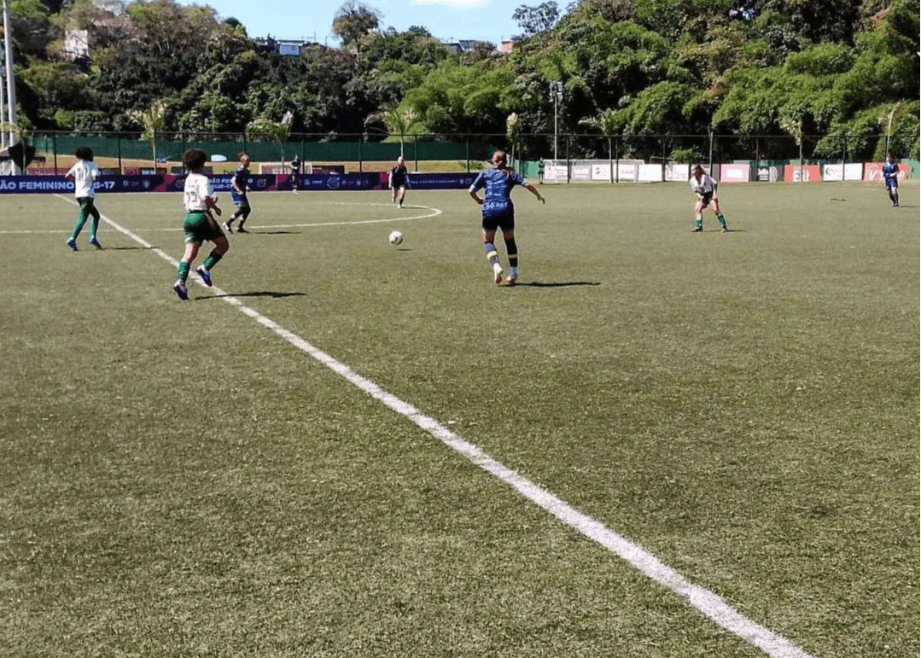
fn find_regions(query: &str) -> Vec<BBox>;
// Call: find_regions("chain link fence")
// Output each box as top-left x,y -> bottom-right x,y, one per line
19,131 -> 886,176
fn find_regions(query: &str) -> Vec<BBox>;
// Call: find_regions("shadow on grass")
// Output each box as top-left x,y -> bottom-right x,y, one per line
199,291 -> 306,300
516,281 -> 602,288
245,230 -> 302,235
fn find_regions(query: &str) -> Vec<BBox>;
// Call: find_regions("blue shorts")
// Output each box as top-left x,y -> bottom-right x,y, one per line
885,178 -> 898,190
482,209 -> 515,233
231,191 -> 249,208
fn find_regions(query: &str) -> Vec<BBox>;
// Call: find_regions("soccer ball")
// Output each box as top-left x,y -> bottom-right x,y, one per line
389,230 -> 403,246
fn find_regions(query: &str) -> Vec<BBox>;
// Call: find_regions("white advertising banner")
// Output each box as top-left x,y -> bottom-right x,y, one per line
591,163 -> 612,181
571,165 -> 592,181
545,165 -> 568,182
720,163 -> 751,183
638,164 -> 663,182
665,164 -> 689,181
616,162 -> 638,182
822,163 -> 863,181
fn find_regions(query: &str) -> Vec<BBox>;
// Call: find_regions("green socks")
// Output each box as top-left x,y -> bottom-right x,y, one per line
203,251 -> 223,270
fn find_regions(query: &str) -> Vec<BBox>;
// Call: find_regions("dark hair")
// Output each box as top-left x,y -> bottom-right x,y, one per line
238,151 -> 249,160
183,148 -> 208,171
75,146 -> 94,161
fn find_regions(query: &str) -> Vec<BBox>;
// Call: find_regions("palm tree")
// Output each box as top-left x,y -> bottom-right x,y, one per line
246,116 -> 291,161
581,109 -> 619,183
374,105 -> 418,157
129,100 -> 168,168
506,113 -> 522,172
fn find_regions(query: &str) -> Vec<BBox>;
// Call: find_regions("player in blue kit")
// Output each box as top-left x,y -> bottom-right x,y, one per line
469,150 -> 545,286
390,156 -> 409,207
882,153 -> 900,207
225,153 -> 252,233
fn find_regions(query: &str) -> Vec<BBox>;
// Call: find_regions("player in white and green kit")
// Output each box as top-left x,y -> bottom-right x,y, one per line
173,149 -> 229,301
64,146 -> 102,250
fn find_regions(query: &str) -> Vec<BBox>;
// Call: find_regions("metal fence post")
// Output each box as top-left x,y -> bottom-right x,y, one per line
661,135 -> 667,181
566,134 -> 570,183
52,131 -> 57,174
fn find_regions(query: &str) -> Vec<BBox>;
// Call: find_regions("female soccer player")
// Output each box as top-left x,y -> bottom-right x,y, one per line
882,153 -> 900,207
390,156 -> 409,207
468,150 -> 545,286
689,164 -> 728,232
290,155 -> 301,195
173,149 -> 228,301
225,153 -> 252,233
64,146 -> 102,250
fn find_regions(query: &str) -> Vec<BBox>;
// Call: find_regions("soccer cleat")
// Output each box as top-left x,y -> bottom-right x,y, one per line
691,226 -> 703,232
66,237 -> 78,251
721,227 -> 729,233
236,225 -> 248,233
493,266 -> 504,285
196,266 -> 212,287
501,277 -> 517,287
224,220 -> 234,233
89,236 -> 102,249
172,281 -> 189,301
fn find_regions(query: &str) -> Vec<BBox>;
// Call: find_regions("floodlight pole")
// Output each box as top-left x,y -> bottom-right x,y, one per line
550,82 -> 563,162
0,64 -> 6,152
2,0 -> 16,145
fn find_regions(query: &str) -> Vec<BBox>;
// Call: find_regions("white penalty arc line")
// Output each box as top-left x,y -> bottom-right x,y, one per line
5,205 -> 442,235
56,196 -> 817,658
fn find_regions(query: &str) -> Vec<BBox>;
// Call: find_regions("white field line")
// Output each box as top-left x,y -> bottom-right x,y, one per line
1,203 -> 442,234
56,196 -> 818,658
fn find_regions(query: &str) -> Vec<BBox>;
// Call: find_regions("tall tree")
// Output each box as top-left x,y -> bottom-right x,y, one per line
332,1 -> 382,47
512,1 -> 561,39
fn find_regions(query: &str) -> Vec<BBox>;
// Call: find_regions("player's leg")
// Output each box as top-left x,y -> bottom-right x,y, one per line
67,197 -> 92,248
482,224 -> 504,284
710,198 -> 728,232
889,182 -> 899,206
86,199 -> 103,247
501,227 -> 518,286
398,185 -> 405,207
236,200 -> 252,232
198,235 -> 229,287
692,198 -> 705,231
174,241 -> 201,300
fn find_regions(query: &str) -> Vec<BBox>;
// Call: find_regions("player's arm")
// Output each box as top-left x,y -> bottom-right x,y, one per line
469,188 -> 483,205
204,193 -> 222,216
525,183 -> 545,204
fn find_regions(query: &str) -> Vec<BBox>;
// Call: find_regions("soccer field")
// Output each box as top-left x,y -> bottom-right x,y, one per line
1,182 -> 918,657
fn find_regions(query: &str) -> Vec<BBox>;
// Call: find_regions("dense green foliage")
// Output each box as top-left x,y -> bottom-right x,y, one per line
6,0 -> 919,157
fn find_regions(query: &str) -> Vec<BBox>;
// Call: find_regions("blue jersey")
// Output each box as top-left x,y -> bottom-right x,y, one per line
882,162 -> 899,187
390,165 -> 408,187
231,166 -> 249,204
470,167 -> 527,217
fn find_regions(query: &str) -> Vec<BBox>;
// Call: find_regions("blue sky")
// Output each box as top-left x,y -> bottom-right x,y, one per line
193,0 -> 525,46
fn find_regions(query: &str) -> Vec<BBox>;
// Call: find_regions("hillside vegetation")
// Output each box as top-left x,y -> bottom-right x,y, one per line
6,0 -> 919,159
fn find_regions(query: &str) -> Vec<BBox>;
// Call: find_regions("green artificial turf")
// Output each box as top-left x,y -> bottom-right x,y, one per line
0,181 -> 917,657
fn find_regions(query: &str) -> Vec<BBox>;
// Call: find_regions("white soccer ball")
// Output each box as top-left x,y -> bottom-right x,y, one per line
389,230 -> 403,246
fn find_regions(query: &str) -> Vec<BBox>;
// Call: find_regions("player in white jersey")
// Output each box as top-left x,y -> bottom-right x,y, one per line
689,165 -> 728,233
64,147 -> 102,250
172,149 -> 228,301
